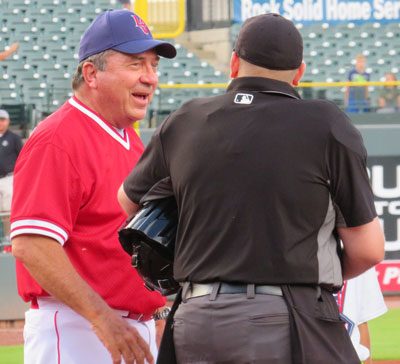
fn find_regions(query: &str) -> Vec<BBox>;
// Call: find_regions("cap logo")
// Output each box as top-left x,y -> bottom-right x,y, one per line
132,15 -> 149,35
234,93 -> 253,105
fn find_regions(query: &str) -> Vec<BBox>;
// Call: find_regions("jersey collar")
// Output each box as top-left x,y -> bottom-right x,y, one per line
68,96 -> 131,150
227,77 -> 301,100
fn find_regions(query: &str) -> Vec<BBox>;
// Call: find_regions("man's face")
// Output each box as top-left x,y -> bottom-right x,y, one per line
0,118 -> 10,134
386,73 -> 396,82
355,57 -> 366,73
95,50 -> 159,129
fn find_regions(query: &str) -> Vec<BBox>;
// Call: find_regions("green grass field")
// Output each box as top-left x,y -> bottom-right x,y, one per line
0,308 -> 399,363
370,307 -> 400,360
0,345 -> 23,364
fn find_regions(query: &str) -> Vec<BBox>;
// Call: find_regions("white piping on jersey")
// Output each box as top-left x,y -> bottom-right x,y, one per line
10,228 -> 66,245
68,98 -> 130,150
11,219 -> 68,245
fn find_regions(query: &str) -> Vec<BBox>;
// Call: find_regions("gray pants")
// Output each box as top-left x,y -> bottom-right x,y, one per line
173,284 -> 291,364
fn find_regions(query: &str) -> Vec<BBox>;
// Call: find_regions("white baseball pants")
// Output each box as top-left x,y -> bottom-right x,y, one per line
24,297 -> 157,364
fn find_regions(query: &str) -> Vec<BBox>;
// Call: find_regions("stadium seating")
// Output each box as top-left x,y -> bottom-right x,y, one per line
232,21 -> 400,104
1,0 -> 399,126
0,0 -> 229,126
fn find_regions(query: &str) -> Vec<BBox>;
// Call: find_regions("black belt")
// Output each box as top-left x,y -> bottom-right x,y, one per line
185,282 -> 283,300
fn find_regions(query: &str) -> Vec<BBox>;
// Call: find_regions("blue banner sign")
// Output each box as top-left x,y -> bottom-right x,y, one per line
234,0 -> 400,24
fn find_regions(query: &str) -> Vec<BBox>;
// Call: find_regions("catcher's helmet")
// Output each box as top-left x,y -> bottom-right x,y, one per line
118,197 -> 180,296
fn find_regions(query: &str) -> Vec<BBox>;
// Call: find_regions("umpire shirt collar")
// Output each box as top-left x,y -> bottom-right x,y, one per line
227,76 -> 301,100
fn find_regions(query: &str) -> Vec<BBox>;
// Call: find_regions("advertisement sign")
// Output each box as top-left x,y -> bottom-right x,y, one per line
376,261 -> 400,292
367,156 -> 400,292
234,0 -> 400,24
368,156 -> 400,260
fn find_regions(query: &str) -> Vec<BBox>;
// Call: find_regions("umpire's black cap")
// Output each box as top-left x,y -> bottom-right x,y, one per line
234,13 -> 303,71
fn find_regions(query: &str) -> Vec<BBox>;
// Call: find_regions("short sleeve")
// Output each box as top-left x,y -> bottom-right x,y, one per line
356,268 -> 387,324
123,127 -> 171,204
11,143 -> 83,244
327,116 -> 377,227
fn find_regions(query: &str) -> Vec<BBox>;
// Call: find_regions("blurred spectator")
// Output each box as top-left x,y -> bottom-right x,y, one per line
0,42 -> 19,61
377,73 -> 400,114
119,0 -> 132,10
334,267 -> 387,364
0,109 -> 23,241
345,55 -> 370,113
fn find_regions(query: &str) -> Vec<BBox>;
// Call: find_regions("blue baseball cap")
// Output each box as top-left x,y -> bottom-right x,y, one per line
78,9 -> 176,62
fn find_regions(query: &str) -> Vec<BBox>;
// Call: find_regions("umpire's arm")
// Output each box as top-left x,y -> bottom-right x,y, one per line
118,184 -> 140,216
338,217 -> 385,280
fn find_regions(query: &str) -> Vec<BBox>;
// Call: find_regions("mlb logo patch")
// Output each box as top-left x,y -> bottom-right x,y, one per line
234,93 -> 254,105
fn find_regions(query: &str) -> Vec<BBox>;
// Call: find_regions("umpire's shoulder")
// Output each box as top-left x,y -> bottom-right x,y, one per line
303,99 -> 365,155
301,98 -> 352,126
161,94 -> 222,126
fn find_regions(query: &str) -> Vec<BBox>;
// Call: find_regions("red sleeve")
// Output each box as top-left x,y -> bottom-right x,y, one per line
11,142 -> 84,245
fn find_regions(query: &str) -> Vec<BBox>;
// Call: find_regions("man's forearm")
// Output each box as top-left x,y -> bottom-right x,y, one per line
12,234 -> 155,364
12,235 -> 113,321
117,184 -> 140,216
339,217 -> 385,280
342,252 -> 377,280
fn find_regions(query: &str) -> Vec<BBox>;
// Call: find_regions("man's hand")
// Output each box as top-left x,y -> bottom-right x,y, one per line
91,311 -> 154,364
12,235 -> 154,364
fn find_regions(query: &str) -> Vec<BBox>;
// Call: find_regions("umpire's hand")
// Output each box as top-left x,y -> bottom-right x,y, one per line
91,310 -> 154,364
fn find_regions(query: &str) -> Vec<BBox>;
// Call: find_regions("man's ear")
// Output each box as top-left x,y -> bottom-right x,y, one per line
82,62 -> 99,89
230,52 -> 240,79
292,62 -> 306,86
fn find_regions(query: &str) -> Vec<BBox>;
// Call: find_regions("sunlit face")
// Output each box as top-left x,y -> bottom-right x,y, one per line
95,50 -> 159,129
0,117 -> 10,134
386,73 -> 396,82
355,56 -> 366,73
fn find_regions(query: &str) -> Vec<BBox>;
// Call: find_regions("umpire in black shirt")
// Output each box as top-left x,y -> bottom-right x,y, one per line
118,14 -> 385,364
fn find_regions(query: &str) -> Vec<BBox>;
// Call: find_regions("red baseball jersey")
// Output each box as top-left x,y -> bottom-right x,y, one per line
11,96 -> 165,314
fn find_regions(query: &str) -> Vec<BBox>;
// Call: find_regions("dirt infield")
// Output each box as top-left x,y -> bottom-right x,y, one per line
384,295 -> 400,309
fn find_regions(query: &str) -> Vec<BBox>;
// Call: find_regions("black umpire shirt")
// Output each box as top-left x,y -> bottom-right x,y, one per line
0,129 -> 23,177
123,77 -> 377,291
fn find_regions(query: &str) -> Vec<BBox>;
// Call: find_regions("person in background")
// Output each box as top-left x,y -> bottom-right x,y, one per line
118,13 -> 385,363
11,9 -> 176,364
119,0 -> 132,10
377,73 -> 400,113
335,267 -> 388,364
0,109 -> 23,242
345,54 -> 370,113
0,42 -> 19,61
